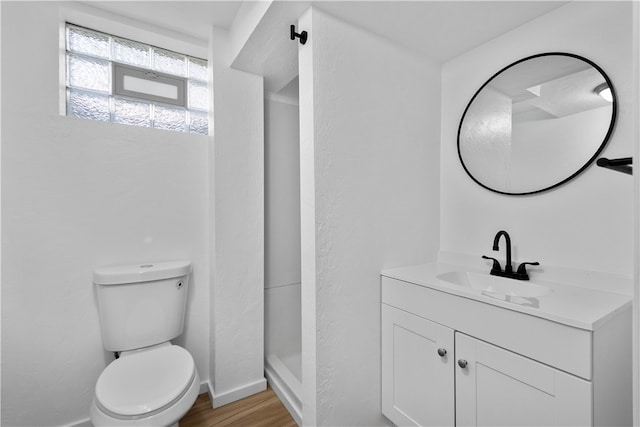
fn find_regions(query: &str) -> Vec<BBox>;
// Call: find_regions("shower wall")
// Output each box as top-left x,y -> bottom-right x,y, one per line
264,95 -> 302,406
265,97 -> 301,293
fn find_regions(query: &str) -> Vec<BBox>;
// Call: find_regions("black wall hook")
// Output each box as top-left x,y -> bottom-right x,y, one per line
290,25 -> 307,45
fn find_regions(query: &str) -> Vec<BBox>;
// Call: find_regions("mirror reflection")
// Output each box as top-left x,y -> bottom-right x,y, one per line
458,53 -> 616,195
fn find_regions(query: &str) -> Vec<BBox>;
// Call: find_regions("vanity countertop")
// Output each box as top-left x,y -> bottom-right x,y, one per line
381,262 -> 631,331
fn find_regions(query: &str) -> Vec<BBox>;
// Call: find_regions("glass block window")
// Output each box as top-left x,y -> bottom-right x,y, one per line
65,23 -> 209,135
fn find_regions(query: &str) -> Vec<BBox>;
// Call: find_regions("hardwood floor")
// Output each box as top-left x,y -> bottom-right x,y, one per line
180,386 -> 297,427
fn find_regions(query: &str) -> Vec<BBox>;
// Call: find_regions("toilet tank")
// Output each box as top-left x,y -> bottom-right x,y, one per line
94,260 -> 192,352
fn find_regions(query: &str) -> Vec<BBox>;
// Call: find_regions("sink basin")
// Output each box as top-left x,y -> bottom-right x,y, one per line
437,271 -> 552,298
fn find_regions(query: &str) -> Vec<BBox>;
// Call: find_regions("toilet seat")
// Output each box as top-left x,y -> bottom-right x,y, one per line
95,345 -> 195,417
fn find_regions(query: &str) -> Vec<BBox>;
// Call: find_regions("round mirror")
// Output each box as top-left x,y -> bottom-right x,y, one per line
457,52 -> 616,195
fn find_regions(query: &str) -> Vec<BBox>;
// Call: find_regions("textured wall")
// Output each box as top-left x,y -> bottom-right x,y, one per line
440,1 -> 634,280
298,7 -> 442,425
1,2 -> 210,425
209,26 -> 266,407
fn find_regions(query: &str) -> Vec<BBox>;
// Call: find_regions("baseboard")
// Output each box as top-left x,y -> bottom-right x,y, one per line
206,379 -> 215,403
210,377 -> 267,408
264,357 -> 302,426
199,380 -> 209,395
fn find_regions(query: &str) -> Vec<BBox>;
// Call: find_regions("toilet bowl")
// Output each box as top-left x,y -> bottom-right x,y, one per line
90,343 -> 200,426
91,261 -> 199,427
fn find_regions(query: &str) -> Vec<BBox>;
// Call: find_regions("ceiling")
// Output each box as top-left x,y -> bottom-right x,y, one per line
314,1 -> 568,62
85,1 -> 568,63
84,1 -> 245,36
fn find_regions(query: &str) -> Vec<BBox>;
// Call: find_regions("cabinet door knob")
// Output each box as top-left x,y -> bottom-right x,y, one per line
458,359 -> 468,369
437,348 -> 447,357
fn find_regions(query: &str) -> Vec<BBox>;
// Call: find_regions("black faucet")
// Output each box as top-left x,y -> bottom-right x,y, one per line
482,230 -> 539,280
493,230 -> 512,273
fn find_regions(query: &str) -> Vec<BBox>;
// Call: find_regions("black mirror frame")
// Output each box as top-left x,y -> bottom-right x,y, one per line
457,52 -> 617,196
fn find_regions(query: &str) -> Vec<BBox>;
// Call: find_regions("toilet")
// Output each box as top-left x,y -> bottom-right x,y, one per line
90,260 -> 200,427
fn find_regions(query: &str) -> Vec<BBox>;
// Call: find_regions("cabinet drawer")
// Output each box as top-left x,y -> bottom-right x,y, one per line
382,276 -> 592,380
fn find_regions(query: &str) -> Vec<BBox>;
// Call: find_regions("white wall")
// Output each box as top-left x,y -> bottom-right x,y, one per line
1,2 -> 210,426
209,26 -> 267,408
441,1 -> 634,280
298,7 -> 441,425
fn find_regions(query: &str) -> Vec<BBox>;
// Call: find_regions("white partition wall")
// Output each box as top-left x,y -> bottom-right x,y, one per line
298,7 -> 442,425
209,26 -> 266,408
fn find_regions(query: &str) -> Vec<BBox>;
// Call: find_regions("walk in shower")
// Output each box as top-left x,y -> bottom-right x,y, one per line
264,85 -> 302,424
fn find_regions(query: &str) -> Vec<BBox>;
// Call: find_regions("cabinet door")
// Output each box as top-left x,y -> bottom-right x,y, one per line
455,332 -> 592,427
382,304 -> 455,426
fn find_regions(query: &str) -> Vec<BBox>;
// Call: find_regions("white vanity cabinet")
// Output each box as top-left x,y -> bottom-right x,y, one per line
381,266 -> 632,427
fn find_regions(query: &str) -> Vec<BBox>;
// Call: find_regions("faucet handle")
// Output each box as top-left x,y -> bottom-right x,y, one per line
515,261 -> 540,280
482,255 -> 502,274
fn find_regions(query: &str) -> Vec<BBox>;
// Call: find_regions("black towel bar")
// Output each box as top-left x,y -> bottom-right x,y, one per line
596,157 -> 632,175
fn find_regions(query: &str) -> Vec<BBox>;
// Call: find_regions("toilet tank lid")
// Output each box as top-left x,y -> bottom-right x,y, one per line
93,260 -> 192,285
